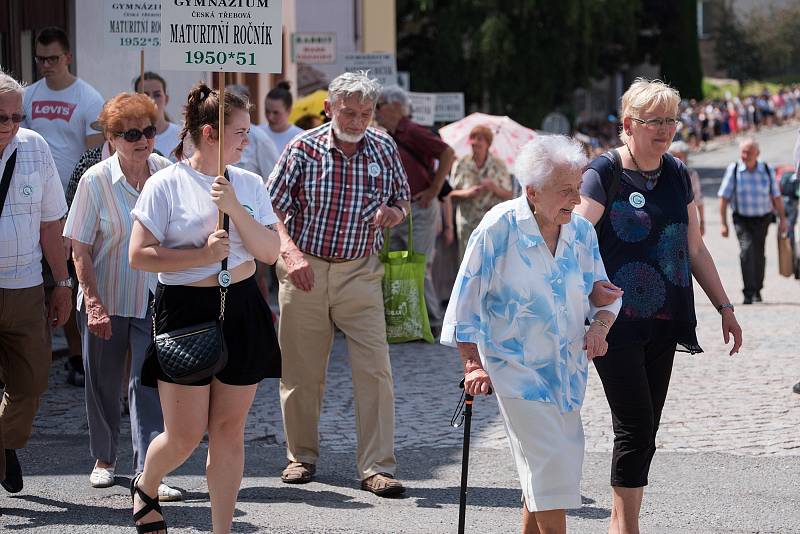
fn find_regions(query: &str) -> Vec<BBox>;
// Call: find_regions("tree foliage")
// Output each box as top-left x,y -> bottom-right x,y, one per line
715,1 -> 800,85
397,0 -> 702,127
396,0 -> 639,126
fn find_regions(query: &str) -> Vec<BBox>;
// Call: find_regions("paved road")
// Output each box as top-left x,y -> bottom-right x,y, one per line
3,126 -> 799,532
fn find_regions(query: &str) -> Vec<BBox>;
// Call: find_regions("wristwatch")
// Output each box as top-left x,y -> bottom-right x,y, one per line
55,277 -> 75,289
716,303 -> 735,314
396,204 -> 409,219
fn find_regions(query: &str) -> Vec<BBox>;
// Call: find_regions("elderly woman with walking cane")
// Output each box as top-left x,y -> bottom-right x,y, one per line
442,135 -> 622,534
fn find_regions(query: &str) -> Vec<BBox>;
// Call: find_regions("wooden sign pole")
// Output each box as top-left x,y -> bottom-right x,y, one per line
139,50 -> 145,92
217,73 -> 226,229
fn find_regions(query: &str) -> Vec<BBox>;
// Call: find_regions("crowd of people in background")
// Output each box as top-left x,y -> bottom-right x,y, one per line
578,85 -> 800,154
0,23 -> 796,534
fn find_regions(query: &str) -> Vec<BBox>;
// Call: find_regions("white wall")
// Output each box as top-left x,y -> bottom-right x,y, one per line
294,0 -> 358,88
74,0 -> 209,123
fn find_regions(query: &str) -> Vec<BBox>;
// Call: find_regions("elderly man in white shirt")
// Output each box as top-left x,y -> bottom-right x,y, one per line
0,72 -> 71,494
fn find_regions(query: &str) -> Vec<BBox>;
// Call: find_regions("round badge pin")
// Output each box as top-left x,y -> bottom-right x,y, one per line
218,270 -> 231,288
629,192 -> 646,209
368,162 -> 381,178
21,185 -> 32,197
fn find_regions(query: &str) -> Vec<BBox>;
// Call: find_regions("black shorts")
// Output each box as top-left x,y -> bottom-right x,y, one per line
142,275 -> 281,387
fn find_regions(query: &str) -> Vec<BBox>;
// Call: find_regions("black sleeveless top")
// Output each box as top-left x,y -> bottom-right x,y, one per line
582,153 -> 702,354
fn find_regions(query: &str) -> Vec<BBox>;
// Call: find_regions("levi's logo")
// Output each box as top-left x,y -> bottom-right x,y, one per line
31,101 -> 77,121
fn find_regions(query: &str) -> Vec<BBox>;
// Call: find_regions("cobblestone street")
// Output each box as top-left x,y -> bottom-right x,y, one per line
6,126 -> 800,532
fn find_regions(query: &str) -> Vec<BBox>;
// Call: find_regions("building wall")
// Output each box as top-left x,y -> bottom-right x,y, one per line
74,0 -> 209,123
362,0 -> 396,54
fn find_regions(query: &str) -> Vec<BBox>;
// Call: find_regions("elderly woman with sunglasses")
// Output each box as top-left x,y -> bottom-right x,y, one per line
575,78 -> 743,534
63,92 -> 180,499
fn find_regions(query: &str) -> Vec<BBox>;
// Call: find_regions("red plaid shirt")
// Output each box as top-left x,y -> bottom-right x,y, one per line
267,123 -> 410,260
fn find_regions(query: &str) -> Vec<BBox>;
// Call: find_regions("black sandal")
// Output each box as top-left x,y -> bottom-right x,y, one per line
130,473 -> 167,533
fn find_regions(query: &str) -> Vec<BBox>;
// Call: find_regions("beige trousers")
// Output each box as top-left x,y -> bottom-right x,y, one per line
277,254 -> 396,480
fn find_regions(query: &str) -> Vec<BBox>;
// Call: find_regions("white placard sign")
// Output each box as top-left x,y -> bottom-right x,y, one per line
105,0 -> 162,48
160,0 -> 283,72
407,92 -> 436,127
434,93 -> 465,122
342,53 -> 397,87
292,33 -> 336,64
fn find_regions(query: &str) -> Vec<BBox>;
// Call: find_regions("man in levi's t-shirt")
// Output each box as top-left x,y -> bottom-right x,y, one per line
22,27 -> 104,192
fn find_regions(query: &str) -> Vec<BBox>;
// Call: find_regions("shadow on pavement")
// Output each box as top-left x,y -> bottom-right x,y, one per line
1,494 -> 258,532
406,486 -> 610,519
236,486 -> 374,509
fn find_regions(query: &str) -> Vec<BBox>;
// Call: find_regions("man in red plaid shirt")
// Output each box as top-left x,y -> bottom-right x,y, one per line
267,71 -> 411,497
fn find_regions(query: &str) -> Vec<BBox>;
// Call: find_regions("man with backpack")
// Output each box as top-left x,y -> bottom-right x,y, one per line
718,138 -> 788,304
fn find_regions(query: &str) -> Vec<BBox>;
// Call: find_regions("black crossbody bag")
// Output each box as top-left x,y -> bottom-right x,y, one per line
0,149 -> 18,217
152,211 -> 231,384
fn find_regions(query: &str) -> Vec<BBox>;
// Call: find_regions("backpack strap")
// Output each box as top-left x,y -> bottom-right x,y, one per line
589,148 -> 623,234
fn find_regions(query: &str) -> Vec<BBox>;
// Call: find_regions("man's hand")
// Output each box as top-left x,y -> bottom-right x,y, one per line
412,186 -> 439,208
86,298 -> 112,340
721,223 -> 729,238
282,247 -> 315,292
63,237 -> 72,262
374,204 -> 404,228
779,217 -> 789,236
589,280 -> 623,307
48,286 -> 72,328
443,225 -> 455,246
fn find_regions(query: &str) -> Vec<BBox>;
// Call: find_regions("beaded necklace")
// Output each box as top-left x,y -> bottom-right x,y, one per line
626,144 -> 662,191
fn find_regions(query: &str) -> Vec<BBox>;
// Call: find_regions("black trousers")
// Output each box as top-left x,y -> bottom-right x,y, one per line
593,329 -> 677,487
732,213 -> 772,298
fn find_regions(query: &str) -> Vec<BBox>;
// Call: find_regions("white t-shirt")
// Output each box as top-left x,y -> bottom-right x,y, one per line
22,78 -> 105,191
260,123 -> 303,157
131,161 -> 278,285
235,124 -> 279,182
0,129 -> 68,289
154,122 -> 182,162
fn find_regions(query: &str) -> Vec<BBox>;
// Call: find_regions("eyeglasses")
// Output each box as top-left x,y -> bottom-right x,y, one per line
630,117 -> 681,129
114,125 -> 157,142
375,101 -> 386,109
34,54 -> 65,65
0,113 -> 25,125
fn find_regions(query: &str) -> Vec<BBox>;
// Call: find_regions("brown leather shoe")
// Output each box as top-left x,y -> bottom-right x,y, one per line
281,462 -> 316,484
361,473 -> 405,497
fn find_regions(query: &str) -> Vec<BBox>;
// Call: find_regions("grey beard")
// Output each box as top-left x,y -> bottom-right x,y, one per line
332,121 -> 365,144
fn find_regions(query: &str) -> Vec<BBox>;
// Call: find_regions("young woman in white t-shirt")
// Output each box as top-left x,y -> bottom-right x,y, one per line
129,82 -> 281,534
134,72 -> 182,161
261,80 -> 303,155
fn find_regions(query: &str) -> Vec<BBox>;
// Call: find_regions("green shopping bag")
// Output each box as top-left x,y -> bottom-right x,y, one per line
380,214 -> 434,343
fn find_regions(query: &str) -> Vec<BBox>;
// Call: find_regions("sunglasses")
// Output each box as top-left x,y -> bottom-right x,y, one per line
34,54 -> 65,65
114,125 -> 157,142
0,113 -> 25,125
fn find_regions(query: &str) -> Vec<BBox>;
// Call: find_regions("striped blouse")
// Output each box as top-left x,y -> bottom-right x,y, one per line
63,152 -> 172,318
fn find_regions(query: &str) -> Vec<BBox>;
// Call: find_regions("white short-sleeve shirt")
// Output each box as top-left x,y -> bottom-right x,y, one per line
0,128 -> 68,289
131,161 -> 278,285
22,78 -> 105,190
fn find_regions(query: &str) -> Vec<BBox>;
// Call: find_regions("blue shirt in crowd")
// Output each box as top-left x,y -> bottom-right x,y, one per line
718,160 -> 779,217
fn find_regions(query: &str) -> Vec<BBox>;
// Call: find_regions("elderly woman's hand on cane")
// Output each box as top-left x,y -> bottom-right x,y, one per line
459,342 -> 493,396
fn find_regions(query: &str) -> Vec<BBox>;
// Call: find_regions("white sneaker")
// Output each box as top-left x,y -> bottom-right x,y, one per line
158,481 -> 183,502
89,465 -> 115,488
